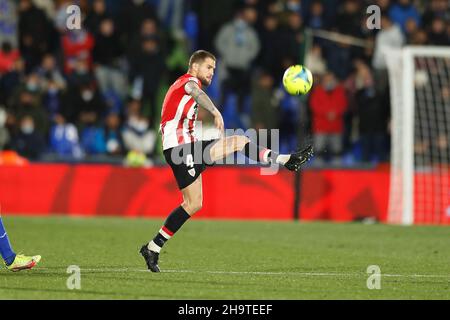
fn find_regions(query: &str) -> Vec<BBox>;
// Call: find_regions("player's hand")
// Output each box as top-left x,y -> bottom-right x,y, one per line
214,114 -> 225,137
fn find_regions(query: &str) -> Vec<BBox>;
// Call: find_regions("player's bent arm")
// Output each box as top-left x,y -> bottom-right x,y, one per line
185,81 -> 221,118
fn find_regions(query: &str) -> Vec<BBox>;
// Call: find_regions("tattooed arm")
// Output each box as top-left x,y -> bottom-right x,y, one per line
185,81 -> 224,134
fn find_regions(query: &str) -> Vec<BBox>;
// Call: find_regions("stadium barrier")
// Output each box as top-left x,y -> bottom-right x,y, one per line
0,163 -> 399,222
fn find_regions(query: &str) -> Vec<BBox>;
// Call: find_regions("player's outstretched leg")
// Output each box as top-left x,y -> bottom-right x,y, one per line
0,212 -> 41,272
141,175 -> 203,272
209,136 -> 314,171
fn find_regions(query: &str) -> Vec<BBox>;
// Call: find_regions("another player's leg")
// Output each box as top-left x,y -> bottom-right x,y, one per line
209,136 -> 313,171
0,211 -> 41,272
141,175 -> 203,272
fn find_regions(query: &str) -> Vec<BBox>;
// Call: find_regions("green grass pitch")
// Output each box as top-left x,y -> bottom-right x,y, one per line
0,216 -> 449,299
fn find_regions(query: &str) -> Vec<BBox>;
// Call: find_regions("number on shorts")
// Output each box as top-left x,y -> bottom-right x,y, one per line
186,154 -> 194,168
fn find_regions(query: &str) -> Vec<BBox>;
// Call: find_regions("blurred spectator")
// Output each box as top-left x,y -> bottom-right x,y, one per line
157,0 -> 185,34
309,72 -> 348,163
67,58 -> 96,87
305,0 -> 328,30
122,99 -> 157,156
194,0 -> 237,52
53,0 -> 72,33
0,0 -> 18,48
215,6 -> 260,116
251,70 -> 278,130
41,78 -> 63,122
166,31 -> 190,85
375,0 -> 392,14
61,83 -> 107,128
325,41 -> 354,80
327,0 -> 365,79
9,75 -> 49,136
35,53 -> 66,90
279,11 -> 304,73
0,58 -> 25,106
119,0 -> 158,46
61,28 -> 95,75
128,35 -> 166,127
127,18 -> 159,61
85,0 -> 109,35
18,0 -> 52,72
428,17 -> 450,46
372,15 -> 404,99
404,17 -> 419,44
49,114 -> 83,158
283,0 -> 302,16
93,17 -> 127,99
103,112 -> 124,156
335,0 -> 362,37
80,123 -> 106,155
10,115 -> 46,160
304,44 -> 326,76
33,0 -> 56,20
410,29 -> 428,45
0,42 -> 20,74
353,61 -> 389,162
275,83 -> 303,154
258,14 -> 284,80
388,0 -> 421,34
0,107 -> 10,149
422,0 -> 450,27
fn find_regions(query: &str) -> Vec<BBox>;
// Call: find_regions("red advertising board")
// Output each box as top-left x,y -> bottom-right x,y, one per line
0,164 -> 393,222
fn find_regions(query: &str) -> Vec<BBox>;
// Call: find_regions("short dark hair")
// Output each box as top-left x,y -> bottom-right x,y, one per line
188,50 -> 216,69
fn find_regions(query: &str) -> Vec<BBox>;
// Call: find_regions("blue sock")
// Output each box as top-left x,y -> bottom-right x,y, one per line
0,217 -> 16,266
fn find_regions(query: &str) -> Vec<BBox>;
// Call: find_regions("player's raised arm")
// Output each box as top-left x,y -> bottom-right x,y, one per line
185,81 -> 224,135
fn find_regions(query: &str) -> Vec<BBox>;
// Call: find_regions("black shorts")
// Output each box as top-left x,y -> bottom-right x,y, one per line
164,139 -> 220,190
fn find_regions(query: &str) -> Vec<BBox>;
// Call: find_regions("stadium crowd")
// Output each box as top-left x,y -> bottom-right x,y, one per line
0,0 -> 449,166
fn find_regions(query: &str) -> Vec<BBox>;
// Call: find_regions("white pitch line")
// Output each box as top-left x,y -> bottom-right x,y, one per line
37,267 -> 450,279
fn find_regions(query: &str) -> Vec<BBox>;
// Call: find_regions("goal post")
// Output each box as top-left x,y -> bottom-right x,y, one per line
386,46 -> 450,225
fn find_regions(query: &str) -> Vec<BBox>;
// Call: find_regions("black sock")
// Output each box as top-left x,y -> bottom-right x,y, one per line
241,141 -> 278,164
151,206 -> 191,249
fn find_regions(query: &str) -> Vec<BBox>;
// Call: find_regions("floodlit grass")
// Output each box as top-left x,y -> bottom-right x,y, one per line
0,216 -> 449,299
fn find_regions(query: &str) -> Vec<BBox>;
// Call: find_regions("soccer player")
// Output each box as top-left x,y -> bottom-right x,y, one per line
0,206 -> 41,271
140,50 -> 313,272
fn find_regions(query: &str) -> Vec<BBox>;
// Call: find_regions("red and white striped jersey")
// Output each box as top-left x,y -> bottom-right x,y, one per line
160,74 -> 202,150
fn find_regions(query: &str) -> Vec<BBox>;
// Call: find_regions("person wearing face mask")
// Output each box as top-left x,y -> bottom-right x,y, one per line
309,72 -> 348,165
10,82 -> 49,137
61,83 -> 107,128
10,115 -> 46,160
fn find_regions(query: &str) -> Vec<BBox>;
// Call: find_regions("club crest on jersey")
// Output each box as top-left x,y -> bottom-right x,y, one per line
188,168 -> 196,177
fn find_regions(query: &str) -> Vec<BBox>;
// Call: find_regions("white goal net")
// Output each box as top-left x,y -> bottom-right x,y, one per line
386,46 -> 450,225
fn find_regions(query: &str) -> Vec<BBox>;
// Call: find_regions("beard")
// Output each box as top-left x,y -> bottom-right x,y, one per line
198,76 -> 211,87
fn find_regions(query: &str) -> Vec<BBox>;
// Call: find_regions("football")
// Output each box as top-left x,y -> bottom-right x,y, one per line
282,65 -> 313,95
